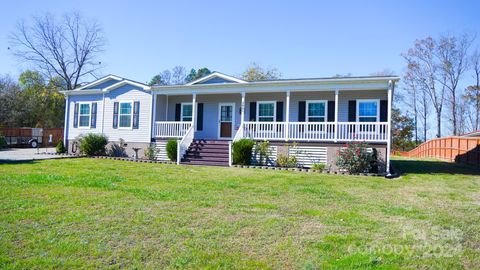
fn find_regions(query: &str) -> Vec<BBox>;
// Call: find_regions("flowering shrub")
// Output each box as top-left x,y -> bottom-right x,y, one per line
335,142 -> 374,174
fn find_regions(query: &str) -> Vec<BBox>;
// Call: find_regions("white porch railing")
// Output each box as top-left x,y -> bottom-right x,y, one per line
243,121 -> 287,140
337,122 -> 388,142
177,125 -> 195,164
288,122 -> 336,141
241,121 -> 388,142
154,121 -> 192,138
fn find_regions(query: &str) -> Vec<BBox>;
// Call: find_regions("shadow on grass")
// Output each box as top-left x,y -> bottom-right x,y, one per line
0,160 -> 39,165
393,159 -> 480,176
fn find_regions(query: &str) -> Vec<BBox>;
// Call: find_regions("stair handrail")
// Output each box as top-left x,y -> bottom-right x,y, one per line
232,123 -> 244,142
176,125 -> 195,165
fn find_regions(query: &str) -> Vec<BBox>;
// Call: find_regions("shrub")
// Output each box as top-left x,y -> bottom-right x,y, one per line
276,154 -> 297,168
311,163 -> 326,171
144,143 -> 160,161
232,139 -> 255,165
78,133 -> 108,156
255,140 -> 271,165
0,136 -> 7,150
335,142 -> 374,174
56,140 -> 66,154
109,139 -> 126,157
166,139 -> 177,161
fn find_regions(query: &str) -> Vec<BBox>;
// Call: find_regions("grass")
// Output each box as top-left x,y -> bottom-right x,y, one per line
0,157 -> 479,269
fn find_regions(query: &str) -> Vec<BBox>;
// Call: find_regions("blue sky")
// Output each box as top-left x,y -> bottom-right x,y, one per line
1,0 -> 479,84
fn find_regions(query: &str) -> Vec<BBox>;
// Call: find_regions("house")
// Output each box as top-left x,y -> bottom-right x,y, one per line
62,72 -> 399,174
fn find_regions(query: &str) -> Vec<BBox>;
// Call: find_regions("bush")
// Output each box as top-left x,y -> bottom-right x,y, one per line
144,143 -> 160,161
0,136 -> 7,149
78,133 -> 108,156
255,140 -> 271,165
335,142 -> 374,174
232,139 -> 255,165
55,140 -> 66,154
311,163 -> 326,171
109,139 -> 126,157
276,154 -> 297,168
166,139 -> 177,161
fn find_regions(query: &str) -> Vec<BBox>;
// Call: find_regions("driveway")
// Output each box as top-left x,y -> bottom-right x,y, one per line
0,148 -> 66,162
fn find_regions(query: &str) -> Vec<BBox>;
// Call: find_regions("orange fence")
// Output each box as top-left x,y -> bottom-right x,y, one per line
407,136 -> 480,168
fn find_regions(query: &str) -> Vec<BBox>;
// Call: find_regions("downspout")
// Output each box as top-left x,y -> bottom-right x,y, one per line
101,93 -> 106,134
63,94 -> 69,148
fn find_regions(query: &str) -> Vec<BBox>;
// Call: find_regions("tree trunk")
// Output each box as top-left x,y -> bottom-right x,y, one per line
436,111 -> 442,138
452,92 -> 457,135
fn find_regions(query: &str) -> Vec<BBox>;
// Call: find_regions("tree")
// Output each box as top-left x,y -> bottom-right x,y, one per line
464,50 -> 480,131
435,33 -> 473,135
171,66 -> 186,85
241,62 -> 281,81
403,37 -> 445,138
185,67 -> 212,83
0,76 -> 24,127
148,70 -> 172,86
391,108 -> 416,151
9,12 -> 105,90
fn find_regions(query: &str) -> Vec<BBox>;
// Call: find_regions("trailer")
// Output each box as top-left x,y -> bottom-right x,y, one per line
0,128 -> 43,148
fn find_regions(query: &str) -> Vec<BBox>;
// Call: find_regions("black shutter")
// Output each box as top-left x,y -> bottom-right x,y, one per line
175,104 -> 181,121
348,100 -> 356,122
197,103 -> 204,130
327,101 -> 335,122
276,101 -> 283,122
298,101 -> 306,122
90,102 -> 97,128
73,103 -> 79,128
380,100 -> 388,122
113,102 -> 119,129
249,102 -> 256,121
133,101 -> 140,129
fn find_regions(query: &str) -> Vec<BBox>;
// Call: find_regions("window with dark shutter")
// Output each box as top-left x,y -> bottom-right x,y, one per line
327,101 -> 335,122
276,101 -> 283,122
298,101 -> 306,122
348,100 -> 356,122
249,102 -> 256,121
380,100 -> 388,122
73,103 -> 79,128
175,104 -> 181,121
113,102 -> 119,129
133,101 -> 140,129
197,103 -> 204,130
90,103 -> 97,128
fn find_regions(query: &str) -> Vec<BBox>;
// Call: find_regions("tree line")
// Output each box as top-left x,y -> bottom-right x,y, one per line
401,33 -> 480,143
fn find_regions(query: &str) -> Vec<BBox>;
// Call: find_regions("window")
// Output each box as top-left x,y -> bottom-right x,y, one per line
119,102 -> 133,128
357,100 -> 379,122
257,101 -> 275,122
78,103 -> 91,127
306,101 -> 327,122
181,103 -> 193,122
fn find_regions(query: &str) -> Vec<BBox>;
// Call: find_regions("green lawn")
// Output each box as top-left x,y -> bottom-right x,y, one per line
0,158 -> 479,269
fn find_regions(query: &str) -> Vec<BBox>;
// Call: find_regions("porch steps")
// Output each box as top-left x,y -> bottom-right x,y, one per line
180,139 -> 230,167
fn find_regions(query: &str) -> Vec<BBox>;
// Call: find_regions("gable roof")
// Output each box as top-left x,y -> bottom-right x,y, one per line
61,75 -> 150,95
186,72 -> 246,85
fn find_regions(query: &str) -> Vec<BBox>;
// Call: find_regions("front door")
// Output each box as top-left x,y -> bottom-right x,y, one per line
219,103 -> 234,139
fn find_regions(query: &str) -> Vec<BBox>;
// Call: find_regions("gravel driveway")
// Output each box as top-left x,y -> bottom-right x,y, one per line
0,148 -> 66,162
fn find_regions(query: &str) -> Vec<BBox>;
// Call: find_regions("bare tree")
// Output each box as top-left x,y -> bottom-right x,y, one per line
464,50 -> 480,131
241,62 -> 282,81
403,37 -> 445,138
435,33 -> 473,135
171,66 -> 186,85
9,12 -> 105,90
403,71 -> 419,143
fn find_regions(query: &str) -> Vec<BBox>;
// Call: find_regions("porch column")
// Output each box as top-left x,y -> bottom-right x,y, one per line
386,81 -> 393,175
151,93 -> 157,139
334,89 -> 339,142
240,92 -> 246,124
285,91 -> 290,141
192,93 -> 197,129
